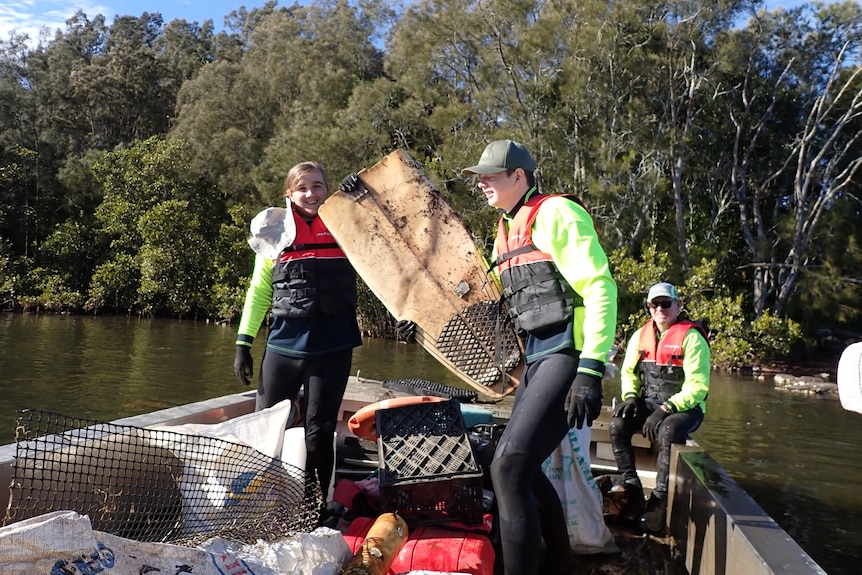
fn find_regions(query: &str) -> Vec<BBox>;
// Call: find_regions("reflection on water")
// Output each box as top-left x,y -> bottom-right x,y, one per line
0,314 -> 240,428
689,374 -> 862,568
350,336 -> 467,387
1,313 -> 861,574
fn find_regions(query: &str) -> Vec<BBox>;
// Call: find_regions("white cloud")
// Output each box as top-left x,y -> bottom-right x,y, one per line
0,0 -> 111,46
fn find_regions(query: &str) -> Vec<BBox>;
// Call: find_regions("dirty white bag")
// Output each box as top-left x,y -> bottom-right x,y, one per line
0,510 -> 351,575
541,426 -> 618,555
204,532 -> 351,575
148,399 -> 307,537
153,397 -> 296,458
248,206 -> 296,259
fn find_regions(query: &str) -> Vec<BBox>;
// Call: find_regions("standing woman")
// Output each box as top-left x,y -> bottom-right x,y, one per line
233,161 -> 362,499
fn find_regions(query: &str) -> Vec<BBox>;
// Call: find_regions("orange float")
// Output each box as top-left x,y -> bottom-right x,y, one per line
347,396 -> 446,441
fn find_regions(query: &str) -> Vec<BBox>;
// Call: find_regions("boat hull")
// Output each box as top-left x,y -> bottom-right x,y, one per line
0,378 -> 827,574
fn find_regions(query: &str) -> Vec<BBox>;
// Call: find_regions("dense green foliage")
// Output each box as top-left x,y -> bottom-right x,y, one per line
1,0 -> 860,365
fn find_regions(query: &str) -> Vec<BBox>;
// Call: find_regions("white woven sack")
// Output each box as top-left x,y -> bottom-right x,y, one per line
541,426 -> 618,555
0,510 -> 350,575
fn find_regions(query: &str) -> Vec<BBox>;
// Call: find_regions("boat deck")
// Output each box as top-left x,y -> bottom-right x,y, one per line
336,377 -> 684,575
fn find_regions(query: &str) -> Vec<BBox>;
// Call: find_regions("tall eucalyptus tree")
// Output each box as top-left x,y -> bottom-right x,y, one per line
718,2 -> 862,317
380,0 -> 628,247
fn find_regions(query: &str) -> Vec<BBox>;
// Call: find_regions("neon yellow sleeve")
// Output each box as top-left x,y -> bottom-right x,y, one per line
480,249 -> 503,290
235,253 -> 274,345
667,328 -> 711,413
532,196 -> 618,366
619,329 -> 643,399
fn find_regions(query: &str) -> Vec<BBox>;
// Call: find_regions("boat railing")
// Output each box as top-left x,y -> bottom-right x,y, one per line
668,444 -> 827,575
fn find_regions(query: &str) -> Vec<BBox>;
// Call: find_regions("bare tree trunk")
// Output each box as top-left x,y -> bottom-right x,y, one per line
773,55 -> 862,316
727,53 -> 790,317
668,40 -> 702,274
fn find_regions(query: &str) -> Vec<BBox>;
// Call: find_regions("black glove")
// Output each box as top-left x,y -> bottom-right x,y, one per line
565,372 -> 603,429
339,173 -> 362,194
613,396 -> 638,418
395,319 -> 416,342
642,407 -> 669,442
234,346 -> 253,386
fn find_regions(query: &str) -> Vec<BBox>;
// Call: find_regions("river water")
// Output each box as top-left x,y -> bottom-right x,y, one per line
1,313 -> 860,574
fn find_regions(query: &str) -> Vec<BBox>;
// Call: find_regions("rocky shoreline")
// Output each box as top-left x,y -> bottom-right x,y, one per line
770,373 -> 838,396
748,349 -> 843,397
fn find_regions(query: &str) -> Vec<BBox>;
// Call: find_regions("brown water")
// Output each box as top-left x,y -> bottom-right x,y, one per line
1,313 -> 859,573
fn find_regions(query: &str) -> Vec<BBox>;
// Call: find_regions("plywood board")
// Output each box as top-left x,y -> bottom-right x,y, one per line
319,150 -> 522,398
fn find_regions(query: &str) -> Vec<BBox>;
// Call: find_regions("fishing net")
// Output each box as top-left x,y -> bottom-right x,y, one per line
2,409 -> 322,546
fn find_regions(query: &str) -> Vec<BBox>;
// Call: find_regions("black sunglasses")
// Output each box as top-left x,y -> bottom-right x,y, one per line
648,300 -> 674,309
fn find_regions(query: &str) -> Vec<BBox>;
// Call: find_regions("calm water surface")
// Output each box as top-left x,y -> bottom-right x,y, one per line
1,313 -> 860,574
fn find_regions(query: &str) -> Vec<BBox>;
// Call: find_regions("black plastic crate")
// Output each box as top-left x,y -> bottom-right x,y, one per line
376,399 -> 483,525
376,399 -> 480,480
379,472 -> 484,526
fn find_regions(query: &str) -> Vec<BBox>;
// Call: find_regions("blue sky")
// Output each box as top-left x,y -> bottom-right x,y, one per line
0,0 -> 819,46
0,0 -> 260,42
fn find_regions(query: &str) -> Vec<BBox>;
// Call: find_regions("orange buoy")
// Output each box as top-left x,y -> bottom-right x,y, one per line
347,396 -> 446,441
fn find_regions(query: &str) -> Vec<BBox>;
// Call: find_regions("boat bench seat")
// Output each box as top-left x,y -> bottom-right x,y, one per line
590,408 -> 657,489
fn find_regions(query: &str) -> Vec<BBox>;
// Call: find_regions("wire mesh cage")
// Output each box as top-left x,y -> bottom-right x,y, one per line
435,300 -> 522,386
382,378 -> 479,402
3,409 -> 322,546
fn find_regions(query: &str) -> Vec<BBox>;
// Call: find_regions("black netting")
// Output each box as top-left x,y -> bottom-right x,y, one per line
382,378 -> 478,402
436,300 -> 522,386
3,409 -> 322,546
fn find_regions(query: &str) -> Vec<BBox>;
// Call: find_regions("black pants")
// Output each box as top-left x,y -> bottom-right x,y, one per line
609,398 -> 703,497
257,347 -> 353,497
489,350 -> 577,575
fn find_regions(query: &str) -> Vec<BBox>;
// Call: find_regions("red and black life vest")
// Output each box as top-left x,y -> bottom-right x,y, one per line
271,212 -> 356,318
490,193 -> 584,336
636,319 -> 708,401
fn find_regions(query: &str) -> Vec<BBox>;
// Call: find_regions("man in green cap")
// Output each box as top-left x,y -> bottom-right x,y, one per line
463,139 -> 618,575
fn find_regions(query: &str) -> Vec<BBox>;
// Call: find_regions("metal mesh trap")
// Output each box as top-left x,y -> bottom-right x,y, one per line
3,409 -> 322,546
436,300 -> 522,386
382,378 -> 479,402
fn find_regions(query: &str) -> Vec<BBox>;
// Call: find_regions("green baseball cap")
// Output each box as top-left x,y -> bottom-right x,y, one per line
461,139 -> 537,176
647,282 -> 679,301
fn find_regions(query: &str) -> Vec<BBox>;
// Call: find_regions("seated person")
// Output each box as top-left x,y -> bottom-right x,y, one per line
609,282 -> 710,533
